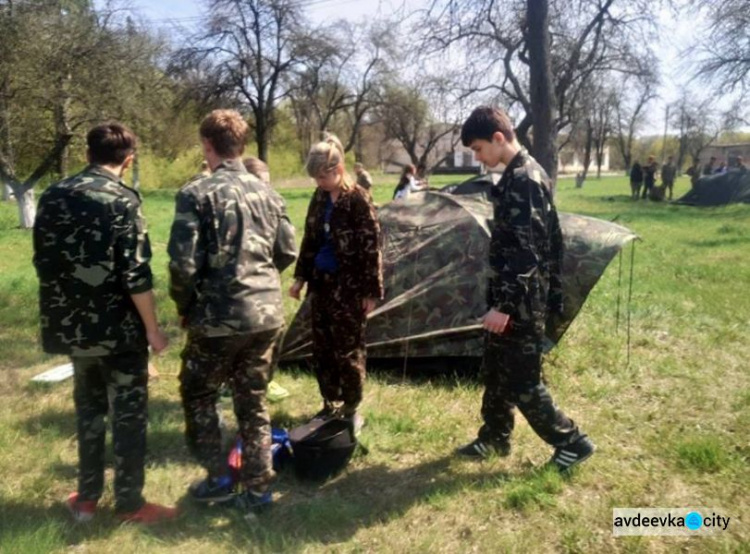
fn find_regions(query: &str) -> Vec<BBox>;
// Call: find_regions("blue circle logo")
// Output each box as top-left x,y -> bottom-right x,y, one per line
685,511 -> 703,530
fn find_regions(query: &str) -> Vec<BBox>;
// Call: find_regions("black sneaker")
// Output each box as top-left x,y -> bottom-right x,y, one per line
189,475 -> 236,503
456,438 -> 511,459
550,435 -> 595,471
234,490 -> 272,519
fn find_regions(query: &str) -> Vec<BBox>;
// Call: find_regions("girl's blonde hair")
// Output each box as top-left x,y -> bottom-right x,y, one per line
305,133 -> 354,190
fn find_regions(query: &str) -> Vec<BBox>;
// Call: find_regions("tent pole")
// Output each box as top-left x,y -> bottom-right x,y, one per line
627,241 -> 636,367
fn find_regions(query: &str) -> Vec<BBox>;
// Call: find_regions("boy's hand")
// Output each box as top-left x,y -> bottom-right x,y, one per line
362,297 -> 377,315
147,328 -> 169,355
481,309 -> 511,335
289,280 -> 304,300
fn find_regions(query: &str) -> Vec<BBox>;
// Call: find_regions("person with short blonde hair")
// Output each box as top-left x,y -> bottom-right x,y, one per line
289,134 -> 383,432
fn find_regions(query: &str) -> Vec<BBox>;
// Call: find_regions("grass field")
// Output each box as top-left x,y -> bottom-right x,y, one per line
0,172 -> 748,553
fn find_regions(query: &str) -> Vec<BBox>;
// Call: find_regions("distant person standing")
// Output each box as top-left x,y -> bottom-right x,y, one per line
642,155 -> 657,200
455,106 -> 594,470
168,109 -> 297,516
703,156 -> 716,176
629,161 -> 643,200
354,162 -> 373,191
735,156 -> 747,173
289,134 -> 383,432
33,122 -> 177,524
661,155 -> 676,200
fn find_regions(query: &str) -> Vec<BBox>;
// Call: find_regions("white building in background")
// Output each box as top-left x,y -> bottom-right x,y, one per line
557,145 -> 610,174
380,129 -> 610,175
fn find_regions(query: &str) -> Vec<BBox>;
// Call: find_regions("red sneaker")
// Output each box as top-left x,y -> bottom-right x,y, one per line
65,492 -> 97,523
116,502 -> 178,525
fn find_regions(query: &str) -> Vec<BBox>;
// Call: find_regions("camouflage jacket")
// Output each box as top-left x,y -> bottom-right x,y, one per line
32,166 -> 153,356
294,185 -> 383,299
167,159 -> 297,337
488,150 -> 564,327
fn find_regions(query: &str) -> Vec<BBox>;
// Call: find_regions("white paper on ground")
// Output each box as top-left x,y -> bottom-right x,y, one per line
31,363 -> 74,383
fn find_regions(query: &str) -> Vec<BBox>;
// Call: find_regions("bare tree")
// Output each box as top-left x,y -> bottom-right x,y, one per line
423,0 -> 659,179
377,76 -> 462,170
172,0 -> 307,161
692,0 -> 750,97
613,74 -> 657,174
289,20 -> 390,160
672,95 -> 724,167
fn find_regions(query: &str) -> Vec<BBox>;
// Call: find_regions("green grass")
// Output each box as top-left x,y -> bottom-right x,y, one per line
1,173 -> 749,552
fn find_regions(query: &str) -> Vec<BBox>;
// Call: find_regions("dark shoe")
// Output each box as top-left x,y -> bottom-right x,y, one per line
234,490 -> 272,519
189,474 -> 236,503
65,492 -> 97,523
116,502 -> 178,525
550,435 -> 595,471
311,405 -> 338,422
456,438 -> 511,459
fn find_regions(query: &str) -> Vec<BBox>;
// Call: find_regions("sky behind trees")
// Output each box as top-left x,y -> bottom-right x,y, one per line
117,0 -> 729,136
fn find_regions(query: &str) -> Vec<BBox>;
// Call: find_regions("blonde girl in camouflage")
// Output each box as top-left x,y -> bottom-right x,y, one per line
289,135 -> 383,433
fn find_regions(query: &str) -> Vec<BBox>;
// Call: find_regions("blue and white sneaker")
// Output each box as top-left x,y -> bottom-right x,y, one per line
189,474 -> 236,503
550,435 -> 595,471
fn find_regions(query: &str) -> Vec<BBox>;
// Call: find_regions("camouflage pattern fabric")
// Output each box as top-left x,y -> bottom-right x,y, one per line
309,273 -> 367,413
488,150 -> 563,331
675,170 -> 750,206
294,185 -> 383,300
72,350 -> 148,513
180,327 -> 282,493
168,159 -> 297,337
479,331 -> 580,447
281,182 -> 637,366
32,165 -> 153,357
661,162 -> 676,186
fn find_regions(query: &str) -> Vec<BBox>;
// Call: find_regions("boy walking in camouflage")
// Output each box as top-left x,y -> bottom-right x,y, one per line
168,110 -> 296,515
33,122 -> 177,524
456,107 -> 594,471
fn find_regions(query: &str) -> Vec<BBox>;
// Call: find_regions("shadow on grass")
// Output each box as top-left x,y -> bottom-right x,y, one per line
150,455 -> 518,550
0,498 -> 119,550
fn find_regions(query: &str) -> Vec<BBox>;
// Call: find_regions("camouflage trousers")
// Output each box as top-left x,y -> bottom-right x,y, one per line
179,327 -> 282,494
71,350 -> 148,513
310,275 -> 367,414
478,328 -> 581,448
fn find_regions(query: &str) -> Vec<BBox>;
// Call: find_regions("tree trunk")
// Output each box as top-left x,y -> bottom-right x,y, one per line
527,0 -> 558,185
132,153 -> 141,190
2,183 -> 11,201
10,183 -> 35,228
256,121 -> 269,162
578,119 -> 594,187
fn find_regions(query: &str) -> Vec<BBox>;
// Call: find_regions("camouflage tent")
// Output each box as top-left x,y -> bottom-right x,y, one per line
676,170 -> 750,206
280,182 -> 637,369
